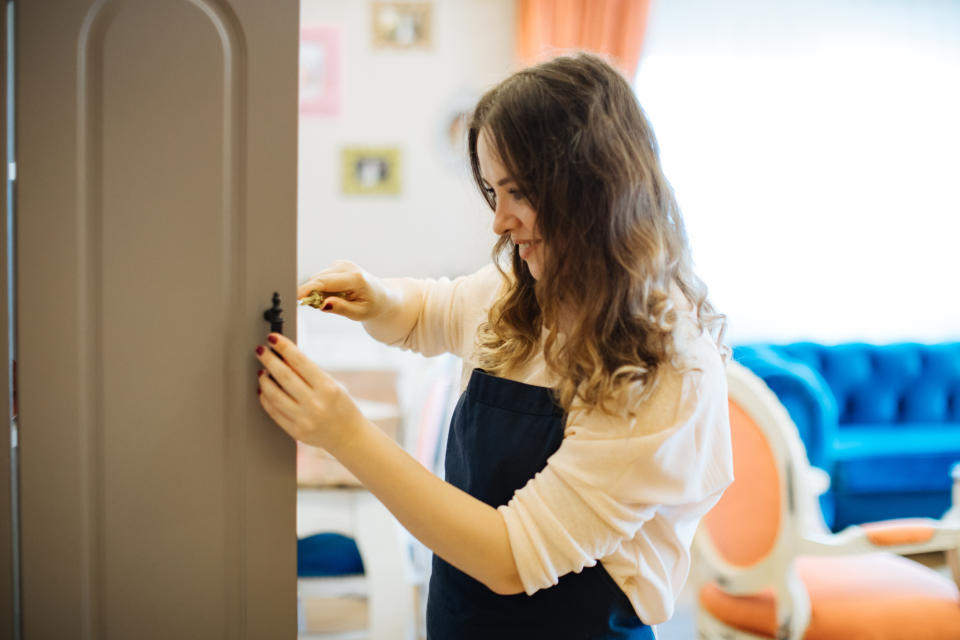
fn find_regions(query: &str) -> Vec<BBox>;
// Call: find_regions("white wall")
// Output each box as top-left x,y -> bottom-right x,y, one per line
296,0 -> 515,368
297,0 -> 515,286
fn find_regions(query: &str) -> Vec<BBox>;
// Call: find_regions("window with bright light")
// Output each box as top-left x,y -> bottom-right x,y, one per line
635,0 -> 960,344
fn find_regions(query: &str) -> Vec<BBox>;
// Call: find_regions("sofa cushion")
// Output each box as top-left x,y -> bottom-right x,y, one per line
833,425 -> 960,493
772,343 -> 960,423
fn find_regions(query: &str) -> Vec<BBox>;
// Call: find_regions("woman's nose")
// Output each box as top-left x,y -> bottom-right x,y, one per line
491,203 -> 514,236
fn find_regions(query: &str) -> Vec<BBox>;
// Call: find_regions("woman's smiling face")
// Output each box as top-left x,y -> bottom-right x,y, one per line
476,129 -> 545,280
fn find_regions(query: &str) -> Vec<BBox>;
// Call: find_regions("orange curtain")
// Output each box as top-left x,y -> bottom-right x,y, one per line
516,0 -> 652,80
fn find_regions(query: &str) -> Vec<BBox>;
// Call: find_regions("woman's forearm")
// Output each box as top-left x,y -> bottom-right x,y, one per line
330,415 -> 524,596
361,277 -> 424,346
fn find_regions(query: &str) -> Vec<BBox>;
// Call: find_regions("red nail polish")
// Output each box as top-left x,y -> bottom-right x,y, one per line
257,388 -> 261,396
256,345 -> 265,356
267,334 -> 278,344
322,302 -> 333,311
258,369 -> 264,377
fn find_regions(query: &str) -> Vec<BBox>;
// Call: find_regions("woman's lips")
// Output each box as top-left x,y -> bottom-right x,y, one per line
518,240 -> 540,260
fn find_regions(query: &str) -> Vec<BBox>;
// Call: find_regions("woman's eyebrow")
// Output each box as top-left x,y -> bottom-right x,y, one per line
481,176 -> 516,188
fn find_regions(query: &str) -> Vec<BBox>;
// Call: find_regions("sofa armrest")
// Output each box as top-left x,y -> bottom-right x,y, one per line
804,460 -> 960,560
733,346 -> 839,473
801,517 -> 960,557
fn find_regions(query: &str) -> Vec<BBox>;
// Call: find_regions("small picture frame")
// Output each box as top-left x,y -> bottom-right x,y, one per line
299,27 -> 340,116
371,2 -> 432,49
341,147 -> 402,195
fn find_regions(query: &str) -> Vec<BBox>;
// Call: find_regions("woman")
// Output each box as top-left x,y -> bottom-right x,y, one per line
255,52 -> 733,638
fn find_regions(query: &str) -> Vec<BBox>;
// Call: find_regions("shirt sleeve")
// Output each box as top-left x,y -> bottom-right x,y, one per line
496,352 -> 733,595
370,263 -> 503,360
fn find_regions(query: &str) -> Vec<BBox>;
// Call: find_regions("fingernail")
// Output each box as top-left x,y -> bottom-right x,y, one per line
257,388 -> 261,396
258,369 -> 265,377
256,345 -> 265,356
267,334 -> 278,344
322,302 -> 333,311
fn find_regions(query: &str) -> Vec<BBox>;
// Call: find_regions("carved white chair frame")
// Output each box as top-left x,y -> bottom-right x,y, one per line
693,361 -> 960,640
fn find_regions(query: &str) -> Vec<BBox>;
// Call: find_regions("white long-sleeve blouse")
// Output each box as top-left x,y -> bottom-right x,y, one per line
363,263 -> 734,624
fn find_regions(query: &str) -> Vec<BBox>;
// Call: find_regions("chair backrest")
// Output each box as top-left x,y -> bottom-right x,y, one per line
699,362 -> 812,569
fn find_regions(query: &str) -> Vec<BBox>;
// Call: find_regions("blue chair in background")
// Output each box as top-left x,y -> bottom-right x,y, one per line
733,342 -> 960,531
298,532 -> 364,578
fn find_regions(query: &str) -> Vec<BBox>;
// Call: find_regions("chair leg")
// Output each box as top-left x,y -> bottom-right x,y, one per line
774,566 -> 811,640
354,491 -> 417,640
948,464 -> 960,590
297,592 -> 306,633
946,548 -> 960,591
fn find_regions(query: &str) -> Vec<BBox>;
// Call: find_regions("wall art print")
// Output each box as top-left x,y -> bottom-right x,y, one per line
341,147 -> 403,195
371,2 -> 432,49
300,26 -> 340,116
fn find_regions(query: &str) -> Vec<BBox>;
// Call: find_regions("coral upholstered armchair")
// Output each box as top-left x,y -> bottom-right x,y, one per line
692,361 -> 960,639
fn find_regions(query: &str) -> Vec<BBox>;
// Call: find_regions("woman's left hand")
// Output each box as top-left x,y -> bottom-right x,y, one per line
254,333 -> 366,453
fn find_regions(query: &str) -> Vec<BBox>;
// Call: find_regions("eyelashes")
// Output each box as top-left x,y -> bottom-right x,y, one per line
483,185 -> 525,203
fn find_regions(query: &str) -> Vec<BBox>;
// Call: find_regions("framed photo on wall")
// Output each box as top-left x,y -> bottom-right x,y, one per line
371,2 -> 432,49
341,147 -> 403,195
299,27 -> 340,116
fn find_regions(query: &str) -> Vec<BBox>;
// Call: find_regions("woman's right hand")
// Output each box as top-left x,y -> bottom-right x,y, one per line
297,260 -> 397,322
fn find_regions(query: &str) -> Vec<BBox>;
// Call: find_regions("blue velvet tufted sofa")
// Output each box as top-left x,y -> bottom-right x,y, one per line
733,342 -> 960,531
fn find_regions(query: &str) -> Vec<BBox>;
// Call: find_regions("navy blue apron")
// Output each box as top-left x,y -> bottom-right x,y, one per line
426,368 -> 654,639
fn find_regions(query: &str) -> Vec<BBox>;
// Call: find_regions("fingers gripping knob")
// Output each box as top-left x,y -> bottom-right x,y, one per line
301,290 -> 335,311
300,290 -> 328,309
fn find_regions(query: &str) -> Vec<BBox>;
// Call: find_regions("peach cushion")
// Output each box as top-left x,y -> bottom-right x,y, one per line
862,518 -> 937,546
702,400 -> 781,567
699,553 -> 960,639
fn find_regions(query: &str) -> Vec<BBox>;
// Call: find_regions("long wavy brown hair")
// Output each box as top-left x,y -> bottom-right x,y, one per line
468,52 -> 727,417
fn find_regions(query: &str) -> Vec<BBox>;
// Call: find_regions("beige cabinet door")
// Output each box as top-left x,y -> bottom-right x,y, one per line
12,0 -> 299,637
